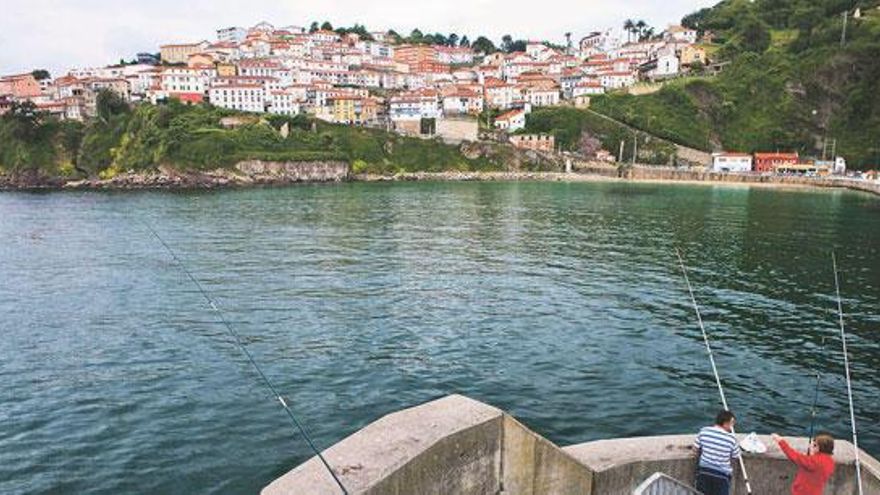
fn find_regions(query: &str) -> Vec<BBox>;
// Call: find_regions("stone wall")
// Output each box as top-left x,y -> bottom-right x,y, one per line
234,160 -> 349,183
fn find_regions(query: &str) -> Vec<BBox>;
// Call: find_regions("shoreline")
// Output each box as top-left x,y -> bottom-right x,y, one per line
1,168 -> 878,197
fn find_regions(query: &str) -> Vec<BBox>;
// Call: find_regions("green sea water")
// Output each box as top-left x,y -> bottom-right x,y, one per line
1,181 -> 878,494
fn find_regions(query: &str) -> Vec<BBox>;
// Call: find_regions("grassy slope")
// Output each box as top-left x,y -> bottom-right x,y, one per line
589,1 -> 880,168
0,101 -> 508,179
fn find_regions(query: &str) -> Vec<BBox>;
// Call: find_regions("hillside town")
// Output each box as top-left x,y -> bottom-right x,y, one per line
0,22 -> 705,130
0,21 -> 866,177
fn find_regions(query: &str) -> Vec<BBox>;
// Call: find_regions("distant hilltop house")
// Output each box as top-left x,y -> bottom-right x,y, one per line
665,25 -> 698,44
0,73 -> 42,99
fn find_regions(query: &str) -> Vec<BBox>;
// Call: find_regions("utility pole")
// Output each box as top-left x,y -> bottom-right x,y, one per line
841,10 -> 849,47
618,140 -> 625,162
632,133 -> 638,165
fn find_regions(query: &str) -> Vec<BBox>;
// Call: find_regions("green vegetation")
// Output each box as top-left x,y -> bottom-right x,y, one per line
594,0 -> 880,167
523,107 -> 677,165
0,94 -> 507,181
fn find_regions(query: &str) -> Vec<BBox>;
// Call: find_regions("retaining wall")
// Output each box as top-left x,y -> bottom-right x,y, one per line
261,395 -> 592,495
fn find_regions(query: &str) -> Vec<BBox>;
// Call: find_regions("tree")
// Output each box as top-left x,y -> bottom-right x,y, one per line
501,34 -> 513,52
460,35 -> 470,47
31,69 -> 51,81
448,33 -> 459,47
472,36 -> 497,54
508,40 -> 527,53
409,28 -> 424,43
96,89 -> 129,124
636,20 -> 648,41
310,21 -> 319,33
3,101 -> 43,141
578,130 -> 603,158
387,29 -> 401,43
739,16 -> 771,53
320,21 -> 333,31
624,19 -> 636,43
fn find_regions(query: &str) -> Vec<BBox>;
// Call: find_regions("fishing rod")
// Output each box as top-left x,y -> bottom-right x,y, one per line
675,249 -> 753,495
140,220 -> 349,495
832,251 -> 863,495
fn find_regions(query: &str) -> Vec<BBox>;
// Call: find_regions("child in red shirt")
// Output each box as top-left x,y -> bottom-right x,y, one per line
771,433 -> 835,495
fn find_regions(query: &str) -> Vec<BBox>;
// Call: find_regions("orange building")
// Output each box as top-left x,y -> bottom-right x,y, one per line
754,152 -> 799,173
0,73 -> 42,98
393,45 -> 449,73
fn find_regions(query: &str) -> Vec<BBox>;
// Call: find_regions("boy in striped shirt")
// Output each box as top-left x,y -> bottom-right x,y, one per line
693,410 -> 740,495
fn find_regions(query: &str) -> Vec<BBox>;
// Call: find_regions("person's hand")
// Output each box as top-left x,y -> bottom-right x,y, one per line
771,433 -> 782,444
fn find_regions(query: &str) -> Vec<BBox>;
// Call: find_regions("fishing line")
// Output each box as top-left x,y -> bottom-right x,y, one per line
140,219 -> 349,495
806,336 -> 825,454
832,251 -> 863,495
675,248 -> 753,495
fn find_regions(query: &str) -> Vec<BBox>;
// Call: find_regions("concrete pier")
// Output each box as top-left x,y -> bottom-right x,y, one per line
263,395 -> 880,494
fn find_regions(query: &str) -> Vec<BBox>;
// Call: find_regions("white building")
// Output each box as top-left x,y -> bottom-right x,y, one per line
572,80 -> 605,97
522,87 -> 559,107
209,83 -> 266,113
649,51 -> 680,79
160,67 -> 215,94
666,25 -> 698,44
217,27 -> 247,43
494,108 -> 527,132
711,152 -> 753,173
441,89 -> 484,115
483,78 -> 520,109
599,71 -> 636,89
357,41 -> 394,59
389,92 -> 440,120
269,90 -> 303,115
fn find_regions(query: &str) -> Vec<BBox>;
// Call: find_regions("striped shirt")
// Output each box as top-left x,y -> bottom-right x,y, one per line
694,426 -> 740,475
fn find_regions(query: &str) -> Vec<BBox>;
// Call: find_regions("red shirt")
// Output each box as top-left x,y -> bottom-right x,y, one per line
778,439 -> 835,495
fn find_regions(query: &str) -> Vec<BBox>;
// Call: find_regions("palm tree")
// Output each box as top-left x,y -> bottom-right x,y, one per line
624,19 -> 635,43
635,20 -> 647,41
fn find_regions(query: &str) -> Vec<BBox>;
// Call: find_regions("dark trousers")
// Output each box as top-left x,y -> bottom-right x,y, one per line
696,467 -> 731,495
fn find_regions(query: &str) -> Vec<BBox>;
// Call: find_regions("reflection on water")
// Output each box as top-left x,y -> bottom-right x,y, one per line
0,182 -> 878,494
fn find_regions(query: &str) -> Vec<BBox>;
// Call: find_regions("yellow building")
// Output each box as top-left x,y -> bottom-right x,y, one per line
187,53 -> 215,68
330,96 -> 379,124
160,41 -> 209,64
680,45 -> 708,66
216,63 -> 237,77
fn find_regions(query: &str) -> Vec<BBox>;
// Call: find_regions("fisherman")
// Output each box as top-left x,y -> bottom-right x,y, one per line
693,410 -> 741,495
770,433 -> 835,495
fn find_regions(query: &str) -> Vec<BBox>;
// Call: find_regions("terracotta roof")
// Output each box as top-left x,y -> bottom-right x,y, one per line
495,108 -> 525,121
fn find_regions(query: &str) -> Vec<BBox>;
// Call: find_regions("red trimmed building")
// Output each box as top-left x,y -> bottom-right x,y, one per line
754,152 -> 798,173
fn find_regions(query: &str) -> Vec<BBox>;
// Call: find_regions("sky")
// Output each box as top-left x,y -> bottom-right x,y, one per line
0,0 -> 716,76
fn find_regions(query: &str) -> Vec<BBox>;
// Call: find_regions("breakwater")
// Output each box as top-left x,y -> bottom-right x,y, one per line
0,160 -> 350,190
264,395 -> 880,495
354,166 -> 880,197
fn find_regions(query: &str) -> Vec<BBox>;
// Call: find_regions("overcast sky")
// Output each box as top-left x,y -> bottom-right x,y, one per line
1,0 -> 716,76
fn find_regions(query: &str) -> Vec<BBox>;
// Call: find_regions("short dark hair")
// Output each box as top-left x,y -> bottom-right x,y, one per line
815,433 -> 834,454
715,409 -> 735,426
